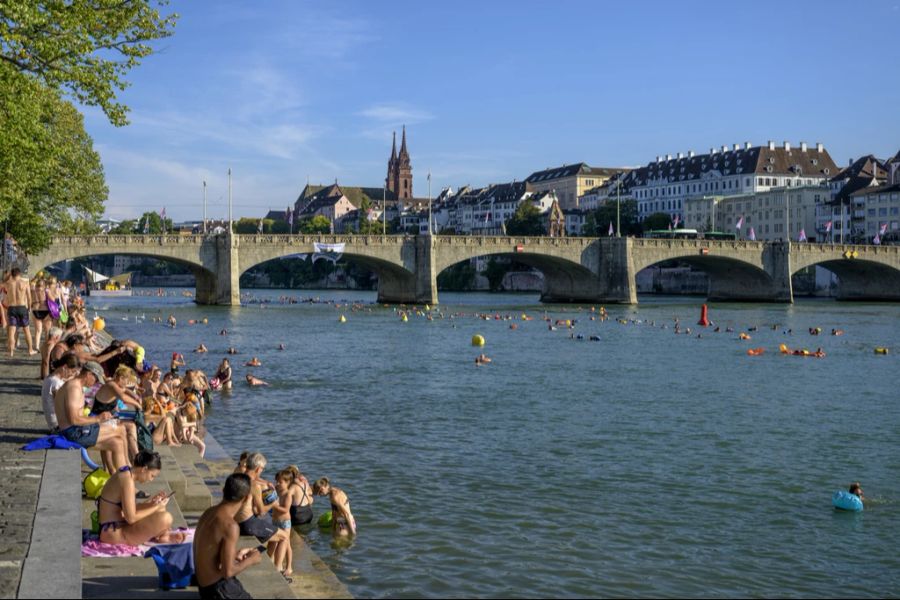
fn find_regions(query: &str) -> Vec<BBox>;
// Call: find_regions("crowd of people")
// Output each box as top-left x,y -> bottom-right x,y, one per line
3,265 -> 358,597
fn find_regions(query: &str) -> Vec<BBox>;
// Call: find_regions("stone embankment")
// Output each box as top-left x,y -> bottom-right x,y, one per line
0,354 -> 351,599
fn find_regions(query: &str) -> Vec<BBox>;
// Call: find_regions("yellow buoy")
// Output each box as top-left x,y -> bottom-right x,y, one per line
92,317 -> 105,331
339,315 -> 347,323
472,334 -> 485,347
202,318 -> 208,325
401,314 -> 408,322
874,347 -> 889,355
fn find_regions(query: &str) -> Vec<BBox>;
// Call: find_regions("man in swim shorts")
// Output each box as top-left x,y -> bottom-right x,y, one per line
194,474 -> 261,599
234,453 -> 288,557
5,268 -> 35,357
54,361 -> 130,470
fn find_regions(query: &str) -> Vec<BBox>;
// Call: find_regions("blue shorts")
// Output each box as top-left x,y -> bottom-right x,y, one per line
59,423 -> 100,448
7,306 -> 29,327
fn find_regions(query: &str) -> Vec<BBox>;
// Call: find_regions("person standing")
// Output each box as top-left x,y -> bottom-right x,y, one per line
194,474 -> 261,599
5,268 -> 35,357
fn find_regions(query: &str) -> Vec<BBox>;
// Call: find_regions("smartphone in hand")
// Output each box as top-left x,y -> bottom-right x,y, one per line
255,544 -> 267,553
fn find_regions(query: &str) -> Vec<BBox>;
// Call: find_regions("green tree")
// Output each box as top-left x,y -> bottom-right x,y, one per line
505,202 -> 544,236
0,0 -> 178,126
642,212 -> 673,232
437,261 -> 476,290
0,62 -> 107,252
235,217 -> 275,234
299,215 -> 332,234
583,199 -> 641,237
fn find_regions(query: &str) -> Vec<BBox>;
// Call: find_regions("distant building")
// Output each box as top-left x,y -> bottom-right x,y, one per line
850,182 -> 900,242
525,163 -> 623,210
684,185 -> 829,241
631,141 -> 838,223
96,218 -> 121,233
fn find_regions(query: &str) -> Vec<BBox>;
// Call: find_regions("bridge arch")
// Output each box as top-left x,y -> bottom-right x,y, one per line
234,234 -> 419,303
789,245 -> 900,300
629,239 -> 786,302
432,236 -> 603,303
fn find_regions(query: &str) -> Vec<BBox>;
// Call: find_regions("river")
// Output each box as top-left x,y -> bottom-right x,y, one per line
88,290 -> 900,598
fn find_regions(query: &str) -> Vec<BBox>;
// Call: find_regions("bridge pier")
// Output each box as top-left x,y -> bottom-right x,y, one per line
594,237 -> 638,304
195,234 -> 240,306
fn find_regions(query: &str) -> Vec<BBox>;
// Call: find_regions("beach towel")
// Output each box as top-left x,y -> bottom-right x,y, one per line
145,542 -> 195,590
81,528 -> 194,558
21,434 -> 83,451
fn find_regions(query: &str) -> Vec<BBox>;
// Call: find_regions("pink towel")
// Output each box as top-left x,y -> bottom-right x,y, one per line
81,528 -> 194,557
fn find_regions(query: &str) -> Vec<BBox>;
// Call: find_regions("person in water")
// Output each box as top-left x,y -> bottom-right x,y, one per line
475,353 -> 492,366
284,465 -> 313,527
849,482 -> 864,501
96,450 -> 186,545
313,477 -> 356,537
246,374 -> 269,387
216,358 -> 233,391
195,343 -> 208,353
245,357 -> 261,367
194,473 -> 262,600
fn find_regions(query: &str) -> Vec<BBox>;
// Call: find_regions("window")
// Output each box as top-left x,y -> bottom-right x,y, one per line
868,209 -> 876,216
879,208 -> 888,216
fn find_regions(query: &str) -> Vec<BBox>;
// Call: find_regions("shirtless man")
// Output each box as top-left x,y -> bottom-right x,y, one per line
41,327 -> 65,379
5,268 -> 35,357
54,362 -> 129,470
194,474 -> 261,599
245,374 -> 268,387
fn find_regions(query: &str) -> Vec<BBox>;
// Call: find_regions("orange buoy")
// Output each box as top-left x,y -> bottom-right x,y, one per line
698,304 -> 710,327
747,348 -> 765,356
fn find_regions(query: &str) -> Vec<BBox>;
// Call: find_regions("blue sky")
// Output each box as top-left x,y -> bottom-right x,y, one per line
85,0 -> 900,222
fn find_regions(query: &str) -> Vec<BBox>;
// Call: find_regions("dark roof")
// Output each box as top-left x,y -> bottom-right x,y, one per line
264,210 -> 290,221
526,163 -> 622,184
624,144 -> 838,189
829,155 -> 888,203
849,182 -> 900,197
294,183 -> 397,213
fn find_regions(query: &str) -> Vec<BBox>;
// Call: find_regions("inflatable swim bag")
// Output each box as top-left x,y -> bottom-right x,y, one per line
832,490 -> 863,512
318,510 -> 333,528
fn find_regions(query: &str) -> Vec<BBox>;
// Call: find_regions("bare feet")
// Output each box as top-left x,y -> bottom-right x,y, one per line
153,530 -> 187,544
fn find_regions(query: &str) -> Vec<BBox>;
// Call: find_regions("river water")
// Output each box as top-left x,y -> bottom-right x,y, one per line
89,290 -> 900,598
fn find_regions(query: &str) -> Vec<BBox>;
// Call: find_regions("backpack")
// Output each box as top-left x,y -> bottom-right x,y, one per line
134,410 -> 154,453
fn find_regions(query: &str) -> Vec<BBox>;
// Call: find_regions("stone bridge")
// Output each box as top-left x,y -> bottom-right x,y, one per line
27,234 -> 900,305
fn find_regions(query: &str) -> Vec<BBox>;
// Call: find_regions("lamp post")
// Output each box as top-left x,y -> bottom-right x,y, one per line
228,168 -> 233,233
616,176 -> 621,238
203,180 -> 207,234
382,185 -> 386,236
427,171 -> 432,236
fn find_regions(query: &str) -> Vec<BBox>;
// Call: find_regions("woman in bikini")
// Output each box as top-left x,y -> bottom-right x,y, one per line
313,477 -> 357,537
45,276 -> 64,327
215,358 -> 233,391
30,277 -> 50,351
285,465 -> 314,526
96,450 -> 186,545
92,365 -> 144,459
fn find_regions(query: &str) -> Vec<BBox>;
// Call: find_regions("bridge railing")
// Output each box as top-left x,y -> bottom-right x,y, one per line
49,234 -> 207,246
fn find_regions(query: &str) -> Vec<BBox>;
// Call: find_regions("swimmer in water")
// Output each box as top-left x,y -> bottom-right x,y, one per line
475,353 -> 492,366
278,343 -> 285,351
219,329 -> 227,336
245,357 -> 261,367
195,343 -> 208,353
167,314 -> 177,328
227,347 -> 238,355
849,482 -> 864,502
245,374 -> 269,387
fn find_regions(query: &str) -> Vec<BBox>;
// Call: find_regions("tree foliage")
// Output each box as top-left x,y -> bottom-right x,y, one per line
0,0 -> 178,126
583,199 -> 641,237
642,212 -> 674,232
298,215 -> 332,234
505,202 -> 544,236
0,61 -> 107,252
109,211 -> 172,234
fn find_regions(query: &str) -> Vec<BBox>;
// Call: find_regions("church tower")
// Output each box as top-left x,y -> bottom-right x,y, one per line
386,126 -> 413,200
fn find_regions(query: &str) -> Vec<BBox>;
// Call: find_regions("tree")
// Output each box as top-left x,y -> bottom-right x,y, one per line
0,62 -> 107,252
110,211 -> 172,234
583,200 -> 641,237
505,202 -> 544,236
0,0 -> 179,126
642,212 -> 674,232
299,215 -> 331,234
483,258 -> 508,292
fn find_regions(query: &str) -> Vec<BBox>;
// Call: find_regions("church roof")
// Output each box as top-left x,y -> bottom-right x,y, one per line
295,183 -> 397,214
526,163 -> 621,183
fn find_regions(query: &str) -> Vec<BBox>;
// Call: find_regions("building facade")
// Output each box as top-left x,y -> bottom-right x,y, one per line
684,185 -> 829,242
630,141 -> 838,224
525,163 -> 622,210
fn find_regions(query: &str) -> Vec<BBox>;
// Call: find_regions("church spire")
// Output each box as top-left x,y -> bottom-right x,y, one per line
391,131 -> 397,161
399,125 -> 408,158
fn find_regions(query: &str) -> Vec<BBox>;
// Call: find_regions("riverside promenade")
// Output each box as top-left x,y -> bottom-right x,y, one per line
0,354 -> 351,599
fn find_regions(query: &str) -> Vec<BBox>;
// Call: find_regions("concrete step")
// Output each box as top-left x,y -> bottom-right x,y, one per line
19,449 -> 83,600
162,444 -> 214,512
287,530 -> 353,599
